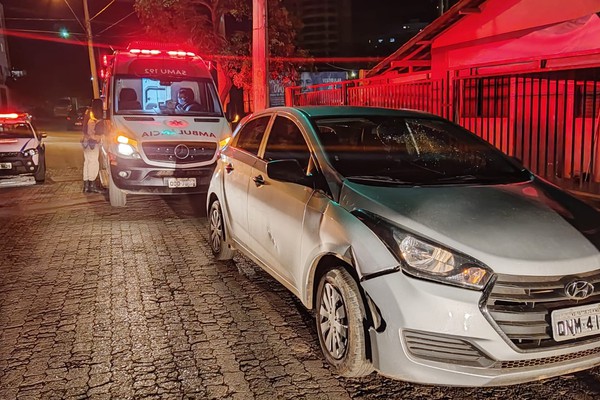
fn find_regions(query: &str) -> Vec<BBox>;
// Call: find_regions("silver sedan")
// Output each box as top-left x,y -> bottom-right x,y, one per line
207,106 -> 600,386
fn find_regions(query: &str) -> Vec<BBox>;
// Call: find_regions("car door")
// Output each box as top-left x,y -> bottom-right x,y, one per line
247,114 -> 316,293
221,115 -> 272,246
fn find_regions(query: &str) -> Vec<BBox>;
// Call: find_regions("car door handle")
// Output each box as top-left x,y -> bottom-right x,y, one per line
225,163 -> 234,173
252,175 -> 265,187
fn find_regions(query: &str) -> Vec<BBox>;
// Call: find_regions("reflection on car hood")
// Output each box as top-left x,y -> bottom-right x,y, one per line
340,178 -> 600,276
0,138 -> 33,152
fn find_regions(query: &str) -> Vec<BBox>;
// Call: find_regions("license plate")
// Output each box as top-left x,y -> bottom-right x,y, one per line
0,162 -> 11,169
551,303 -> 600,342
167,177 -> 196,188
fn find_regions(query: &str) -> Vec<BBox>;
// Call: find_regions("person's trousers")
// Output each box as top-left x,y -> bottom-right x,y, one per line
83,146 -> 100,181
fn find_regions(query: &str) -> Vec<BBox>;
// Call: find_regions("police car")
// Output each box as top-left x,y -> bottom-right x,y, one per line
0,113 -> 46,184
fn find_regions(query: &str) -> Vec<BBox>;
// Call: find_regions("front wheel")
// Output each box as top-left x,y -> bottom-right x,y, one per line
34,156 -> 46,183
316,268 -> 373,377
208,200 -> 234,260
108,170 -> 127,207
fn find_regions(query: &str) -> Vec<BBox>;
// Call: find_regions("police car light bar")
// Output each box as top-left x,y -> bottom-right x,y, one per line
0,113 -> 20,119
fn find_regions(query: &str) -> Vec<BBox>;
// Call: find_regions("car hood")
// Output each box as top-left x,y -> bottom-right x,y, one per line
339,178 -> 600,276
0,138 -> 34,152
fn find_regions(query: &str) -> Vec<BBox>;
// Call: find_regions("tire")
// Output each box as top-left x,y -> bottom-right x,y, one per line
108,171 -> 127,207
208,200 -> 234,260
34,156 -> 46,183
316,268 -> 373,377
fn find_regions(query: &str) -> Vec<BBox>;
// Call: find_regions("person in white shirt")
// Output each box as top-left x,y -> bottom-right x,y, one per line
81,98 -> 104,193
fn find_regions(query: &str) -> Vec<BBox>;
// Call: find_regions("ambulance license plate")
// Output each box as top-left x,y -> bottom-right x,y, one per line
0,162 -> 12,169
167,177 -> 196,188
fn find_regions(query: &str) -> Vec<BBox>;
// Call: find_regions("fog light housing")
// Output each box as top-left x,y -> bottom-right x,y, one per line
118,170 -> 131,178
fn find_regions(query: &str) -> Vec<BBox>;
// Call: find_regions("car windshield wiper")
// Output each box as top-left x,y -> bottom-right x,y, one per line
432,174 -> 519,184
346,176 -> 421,186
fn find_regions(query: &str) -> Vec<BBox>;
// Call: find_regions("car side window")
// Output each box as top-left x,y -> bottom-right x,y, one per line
264,116 -> 311,173
234,116 -> 270,155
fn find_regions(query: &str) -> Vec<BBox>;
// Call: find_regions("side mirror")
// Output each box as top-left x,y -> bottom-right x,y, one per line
266,159 -> 308,185
40,132 -> 48,139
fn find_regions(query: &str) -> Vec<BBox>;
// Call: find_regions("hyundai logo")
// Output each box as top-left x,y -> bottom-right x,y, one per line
564,280 -> 595,300
174,144 -> 190,160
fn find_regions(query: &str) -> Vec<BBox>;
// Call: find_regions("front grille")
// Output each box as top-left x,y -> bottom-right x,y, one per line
484,271 -> 600,350
403,330 -> 494,367
0,152 -> 20,158
142,142 -> 217,164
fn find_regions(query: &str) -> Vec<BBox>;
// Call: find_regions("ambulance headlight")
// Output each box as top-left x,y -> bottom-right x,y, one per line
115,135 -> 140,158
117,143 -> 136,156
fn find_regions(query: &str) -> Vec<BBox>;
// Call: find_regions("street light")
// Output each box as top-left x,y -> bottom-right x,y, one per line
59,27 -> 70,39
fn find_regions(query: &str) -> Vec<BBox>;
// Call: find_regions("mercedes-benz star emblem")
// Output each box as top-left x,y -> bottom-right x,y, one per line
174,144 -> 190,160
564,280 -> 595,300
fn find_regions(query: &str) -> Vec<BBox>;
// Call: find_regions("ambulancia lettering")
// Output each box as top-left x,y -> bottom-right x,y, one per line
180,130 -> 217,138
141,130 -> 217,138
141,130 -> 162,137
144,68 -> 188,76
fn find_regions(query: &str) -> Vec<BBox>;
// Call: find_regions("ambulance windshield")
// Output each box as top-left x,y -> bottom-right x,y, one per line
114,77 -> 223,117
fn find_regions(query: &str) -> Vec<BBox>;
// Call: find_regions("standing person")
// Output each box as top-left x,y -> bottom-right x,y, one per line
81,98 -> 104,193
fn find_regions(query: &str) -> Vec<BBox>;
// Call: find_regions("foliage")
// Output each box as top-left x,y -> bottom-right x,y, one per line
133,0 -> 309,92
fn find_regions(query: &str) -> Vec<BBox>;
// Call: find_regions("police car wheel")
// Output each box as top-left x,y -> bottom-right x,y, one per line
34,157 -> 46,183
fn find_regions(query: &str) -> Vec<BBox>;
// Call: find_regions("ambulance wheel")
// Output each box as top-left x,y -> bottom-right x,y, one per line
108,171 -> 127,207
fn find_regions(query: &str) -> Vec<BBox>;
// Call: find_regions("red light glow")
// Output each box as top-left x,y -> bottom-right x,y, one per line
0,113 -> 22,119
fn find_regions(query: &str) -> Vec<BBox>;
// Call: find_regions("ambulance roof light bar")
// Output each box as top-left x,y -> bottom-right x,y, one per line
126,42 -> 197,58
129,48 -> 161,55
167,50 -> 196,57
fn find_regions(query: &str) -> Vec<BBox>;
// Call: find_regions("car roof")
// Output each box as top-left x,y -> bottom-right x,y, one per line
264,106 -> 440,119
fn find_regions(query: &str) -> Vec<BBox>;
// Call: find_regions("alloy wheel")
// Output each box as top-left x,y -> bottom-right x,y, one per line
210,205 -> 224,253
319,282 -> 349,360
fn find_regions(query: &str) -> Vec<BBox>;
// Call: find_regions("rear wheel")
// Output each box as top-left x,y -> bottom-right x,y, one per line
316,268 -> 373,377
108,171 -> 127,207
208,199 -> 234,260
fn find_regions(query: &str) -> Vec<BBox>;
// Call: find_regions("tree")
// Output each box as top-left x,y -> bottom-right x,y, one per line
134,0 -> 308,109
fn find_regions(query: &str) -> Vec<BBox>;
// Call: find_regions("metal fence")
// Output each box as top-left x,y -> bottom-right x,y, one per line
287,68 -> 600,195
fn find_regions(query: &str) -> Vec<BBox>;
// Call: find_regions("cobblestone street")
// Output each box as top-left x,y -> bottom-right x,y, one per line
1,166 -> 600,399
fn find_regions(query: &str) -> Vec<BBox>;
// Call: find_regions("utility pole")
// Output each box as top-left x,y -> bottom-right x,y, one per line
439,0 -> 449,16
83,0 -> 99,98
252,0 -> 268,111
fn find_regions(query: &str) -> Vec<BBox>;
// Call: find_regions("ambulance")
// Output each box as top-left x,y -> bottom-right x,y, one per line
99,42 -> 231,207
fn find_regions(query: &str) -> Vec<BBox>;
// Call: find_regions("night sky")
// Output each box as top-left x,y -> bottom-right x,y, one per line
2,0 -> 441,107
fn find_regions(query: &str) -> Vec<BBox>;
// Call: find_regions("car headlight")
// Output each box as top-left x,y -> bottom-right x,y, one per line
116,135 -> 140,158
22,148 -> 38,157
354,210 -> 493,290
